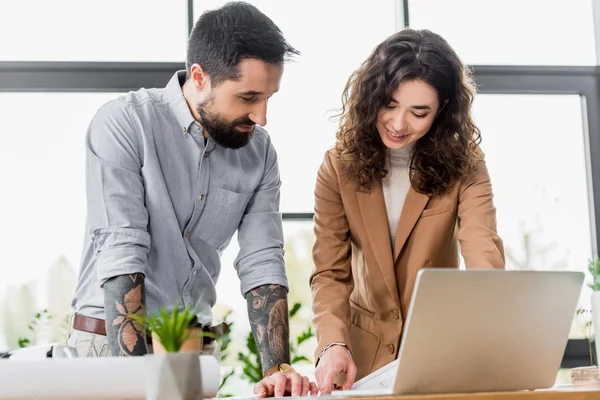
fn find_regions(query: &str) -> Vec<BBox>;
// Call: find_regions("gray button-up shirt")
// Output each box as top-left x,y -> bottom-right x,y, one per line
72,71 -> 288,325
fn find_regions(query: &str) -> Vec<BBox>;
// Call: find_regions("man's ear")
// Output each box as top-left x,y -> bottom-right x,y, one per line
189,63 -> 210,91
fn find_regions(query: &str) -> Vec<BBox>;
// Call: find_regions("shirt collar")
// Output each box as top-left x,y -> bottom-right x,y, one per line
166,70 -> 197,136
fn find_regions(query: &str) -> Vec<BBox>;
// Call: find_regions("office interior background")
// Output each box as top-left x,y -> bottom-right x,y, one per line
1,0 -> 600,390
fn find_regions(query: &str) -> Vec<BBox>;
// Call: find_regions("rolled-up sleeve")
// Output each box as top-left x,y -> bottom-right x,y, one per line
85,98 -> 151,286
234,138 -> 288,295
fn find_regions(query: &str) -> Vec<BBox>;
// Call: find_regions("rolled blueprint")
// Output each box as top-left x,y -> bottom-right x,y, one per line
0,355 -> 220,399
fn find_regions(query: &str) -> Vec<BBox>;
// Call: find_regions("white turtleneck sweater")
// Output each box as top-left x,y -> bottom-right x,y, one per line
382,143 -> 414,251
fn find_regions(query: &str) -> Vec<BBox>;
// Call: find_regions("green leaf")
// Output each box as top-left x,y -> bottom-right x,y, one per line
289,303 -> 302,318
18,338 -> 30,348
238,351 -> 262,384
237,352 -> 254,368
242,366 -> 262,383
246,332 -> 259,356
296,326 -> 314,346
219,369 -> 235,391
220,335 -> 232,352
238,350 -> 262,382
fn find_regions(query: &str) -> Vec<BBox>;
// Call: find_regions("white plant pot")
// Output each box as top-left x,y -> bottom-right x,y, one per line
144,352 -> 203,400
591,291 -> 600,367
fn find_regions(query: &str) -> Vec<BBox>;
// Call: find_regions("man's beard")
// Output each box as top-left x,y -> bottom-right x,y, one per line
196,100 -> 255,149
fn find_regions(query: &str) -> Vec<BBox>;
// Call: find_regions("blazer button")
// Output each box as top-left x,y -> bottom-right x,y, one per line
391,309 -> 400,319
387,344 -> 395,354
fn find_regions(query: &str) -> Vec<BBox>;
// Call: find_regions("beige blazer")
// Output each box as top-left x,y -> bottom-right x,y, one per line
310,149 -> 505,380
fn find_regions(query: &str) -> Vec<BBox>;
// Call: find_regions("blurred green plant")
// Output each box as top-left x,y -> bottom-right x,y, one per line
216,310 -> 234,398
130,305 -> 198,352
575,308 -> 595,366
588,256 -> 600,291
237,302 -> 314,384
17,309 -> 52,348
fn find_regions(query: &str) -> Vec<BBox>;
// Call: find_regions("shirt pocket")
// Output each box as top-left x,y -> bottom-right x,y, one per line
199,188 -> 253,248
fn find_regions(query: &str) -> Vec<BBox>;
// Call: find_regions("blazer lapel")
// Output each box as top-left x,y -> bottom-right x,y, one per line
393,187 -> 431,262
356,181 -> 400,306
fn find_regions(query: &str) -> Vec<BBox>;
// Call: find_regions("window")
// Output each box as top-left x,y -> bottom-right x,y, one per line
0,1 -> 188,62
409,0 -> 596,66
0,93 -> 120,349
473,94 -> 593,338
194,0 -> 398,212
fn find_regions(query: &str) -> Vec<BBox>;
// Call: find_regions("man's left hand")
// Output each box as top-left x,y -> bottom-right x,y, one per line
254,371 -> 319,398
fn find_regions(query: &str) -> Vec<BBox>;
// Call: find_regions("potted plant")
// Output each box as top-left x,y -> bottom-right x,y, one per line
589,257 -> 600,369
131,305 -> 204,400
144,306 -> 207,354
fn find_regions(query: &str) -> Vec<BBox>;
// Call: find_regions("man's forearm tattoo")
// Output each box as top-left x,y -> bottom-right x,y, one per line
103,273 -> 148,356
246,284 -> 290,374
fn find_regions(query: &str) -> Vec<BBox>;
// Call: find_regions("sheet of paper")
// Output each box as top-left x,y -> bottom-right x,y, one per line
328,388 -> 393,397
0,355 -> 220,399
351,359 -> 398,391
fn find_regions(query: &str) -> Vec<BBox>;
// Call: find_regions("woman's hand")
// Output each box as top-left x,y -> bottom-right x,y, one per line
314,345 -> 356,395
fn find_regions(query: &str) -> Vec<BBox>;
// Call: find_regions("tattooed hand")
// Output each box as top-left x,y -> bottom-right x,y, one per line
103,273 -> 148,356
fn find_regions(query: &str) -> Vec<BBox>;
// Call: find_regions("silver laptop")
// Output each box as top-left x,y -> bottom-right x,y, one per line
389,268 -> 584,395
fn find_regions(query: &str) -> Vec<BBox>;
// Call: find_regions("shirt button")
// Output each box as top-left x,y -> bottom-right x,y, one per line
391,309 -> 400,319
185,231 -> 190,237
200,194 -> 205,201
204,152 -> 209,158
183,126 -> 187,133
387,344 -> 395,354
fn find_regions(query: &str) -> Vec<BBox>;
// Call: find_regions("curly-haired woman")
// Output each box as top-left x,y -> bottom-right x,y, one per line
310,29 -> 505,394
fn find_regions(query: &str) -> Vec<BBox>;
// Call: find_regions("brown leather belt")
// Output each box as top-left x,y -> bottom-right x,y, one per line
73,313 -> 226,345
73,313 -> 107,336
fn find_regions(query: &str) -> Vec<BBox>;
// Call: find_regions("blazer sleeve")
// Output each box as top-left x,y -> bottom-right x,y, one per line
310,150 -> 355,361
457,155 -> 506,269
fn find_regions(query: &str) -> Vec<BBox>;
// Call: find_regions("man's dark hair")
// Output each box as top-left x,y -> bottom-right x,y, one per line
186,1 -> 299,86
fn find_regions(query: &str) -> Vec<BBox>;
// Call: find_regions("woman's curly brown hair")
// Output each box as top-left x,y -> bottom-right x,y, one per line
335,29 -> 482,195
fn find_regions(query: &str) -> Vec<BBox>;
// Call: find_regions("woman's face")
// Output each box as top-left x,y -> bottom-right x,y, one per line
376,79 -> 440,150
